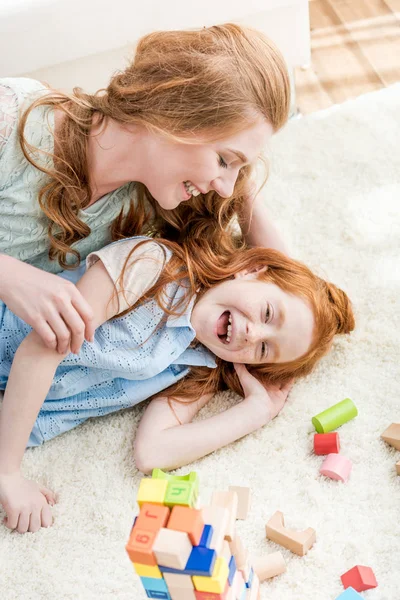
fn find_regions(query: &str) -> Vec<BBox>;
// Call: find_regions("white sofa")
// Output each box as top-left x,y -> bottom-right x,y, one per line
0,0 -> 310,92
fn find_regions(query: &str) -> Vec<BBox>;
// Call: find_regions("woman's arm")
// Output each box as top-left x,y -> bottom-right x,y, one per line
241,188 -> 289,255
134,364 -> 293,473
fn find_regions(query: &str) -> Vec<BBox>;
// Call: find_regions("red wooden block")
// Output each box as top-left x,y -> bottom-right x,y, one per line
341,565 -> 378,592
314,433 -> 340,455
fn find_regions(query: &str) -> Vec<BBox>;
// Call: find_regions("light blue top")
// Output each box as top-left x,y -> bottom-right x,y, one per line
0,237 -> 217,446
0,77 -> 141,273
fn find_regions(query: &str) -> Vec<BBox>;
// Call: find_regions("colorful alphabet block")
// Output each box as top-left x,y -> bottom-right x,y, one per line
126,470 -> 257,600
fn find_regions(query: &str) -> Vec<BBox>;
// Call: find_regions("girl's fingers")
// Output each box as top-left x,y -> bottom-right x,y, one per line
233,363 -> 264,397
16,511 -> 30,534
28,510 -> 41,534
40,504 -> 53,529
45,309 -> 71,355
39,485 -> 56,506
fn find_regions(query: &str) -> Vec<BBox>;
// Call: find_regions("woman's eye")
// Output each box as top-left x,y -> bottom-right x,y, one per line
218,155 -> 228,169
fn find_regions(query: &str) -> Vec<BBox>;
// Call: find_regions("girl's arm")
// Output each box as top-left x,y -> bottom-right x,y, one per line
241,187 -> 289,255
134,364 -> 293,473
0,260 -> 118,533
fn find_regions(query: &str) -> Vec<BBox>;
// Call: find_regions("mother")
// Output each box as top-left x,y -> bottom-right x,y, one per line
0,23 -> 290,355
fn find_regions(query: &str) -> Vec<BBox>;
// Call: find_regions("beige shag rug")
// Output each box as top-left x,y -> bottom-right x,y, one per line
1,84 -> 399,600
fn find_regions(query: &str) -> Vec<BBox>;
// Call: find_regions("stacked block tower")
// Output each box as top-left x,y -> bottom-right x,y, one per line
126,469 -> 260,600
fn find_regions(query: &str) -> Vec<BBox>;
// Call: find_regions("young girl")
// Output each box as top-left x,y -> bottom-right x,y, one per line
0,235 -> 355,534
0,22 -> 290,356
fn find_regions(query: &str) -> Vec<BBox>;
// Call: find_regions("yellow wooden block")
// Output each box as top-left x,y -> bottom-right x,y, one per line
137,478 -> 168,507
192,557 -> 229,593
133,563 -> 162,578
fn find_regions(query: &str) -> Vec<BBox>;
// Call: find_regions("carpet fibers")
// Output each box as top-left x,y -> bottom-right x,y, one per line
0,84 -> 399,600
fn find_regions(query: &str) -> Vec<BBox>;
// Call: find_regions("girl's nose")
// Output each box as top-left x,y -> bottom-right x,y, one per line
245,322 -> 264,345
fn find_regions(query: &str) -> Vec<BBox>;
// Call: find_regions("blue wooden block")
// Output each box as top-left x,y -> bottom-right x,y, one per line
335,588 -> 363,599
228,555 -> 237,586
185,546 -> 217,576
240,586 -> 247,600
159,547 -> 217,577
146,592 -> 171,600
140,576 -> 171,599
199,524 -> 213,548
245,567 -> 254,588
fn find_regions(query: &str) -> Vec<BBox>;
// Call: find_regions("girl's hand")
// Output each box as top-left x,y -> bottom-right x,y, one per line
234,363 -> 294,423
0,256 -> 94,354
0,471 -> 56,534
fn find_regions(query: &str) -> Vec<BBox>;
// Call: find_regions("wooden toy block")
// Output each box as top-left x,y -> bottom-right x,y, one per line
381,423 -> 400,451
232,570 -> 246,599
152,468 -> 200,498
199,525 -> 214,548
340,565 -> 378,592
265,511 -> 316,556
238,557 -> 252,582
193,557 -> 229,593
227,555 -> 236,586
228,486 -> 252,520
137,478 -> 168,507
221,540 -> 232,565
126,527 -> 158,566
194,581 -> 230,599
320,453 -> 352,482
396,460 -> 400,475
153,528 -> 193,569
335,587 -> 363,599
167,505 -> 204,545
169,589 -> 197,600
165,481 -> 198,508
136,503 -> 171,532
202,506 -> 229,555
246,573 -> 260,599
228,534 -> 248,570
251,552 -> 286,581
314,432 -> 340,455
210,490 -> 238,541
312,398 -> 358,433
163,572 -> 195,590
140,575 -> 171,598
133,562 -> 162,578
184,547 -> 217,576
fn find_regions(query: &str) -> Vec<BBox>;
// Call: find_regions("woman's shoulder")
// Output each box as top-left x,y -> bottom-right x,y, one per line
0,77 -> 51,157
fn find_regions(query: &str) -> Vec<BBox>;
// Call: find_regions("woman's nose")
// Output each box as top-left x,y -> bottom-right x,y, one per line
211,172 -> 238,198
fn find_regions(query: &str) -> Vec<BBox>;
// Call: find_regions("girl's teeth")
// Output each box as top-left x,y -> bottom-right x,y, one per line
228,313 -> 232,324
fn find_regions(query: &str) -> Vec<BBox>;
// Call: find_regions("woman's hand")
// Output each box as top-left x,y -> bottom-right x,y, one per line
0,471 -> 56,534
234,363 -> 294,423
0,255 -> 94,354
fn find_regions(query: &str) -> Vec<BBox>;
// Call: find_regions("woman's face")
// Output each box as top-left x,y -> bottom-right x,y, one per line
191,270 -> 315,364
140,120 -> 273,209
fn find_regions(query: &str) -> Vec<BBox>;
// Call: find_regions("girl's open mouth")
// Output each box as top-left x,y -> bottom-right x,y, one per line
216,310 -> 233,344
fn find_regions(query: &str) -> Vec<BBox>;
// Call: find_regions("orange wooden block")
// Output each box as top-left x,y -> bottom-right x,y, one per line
228,486 -> 252,520
126,527 -> 158,566
381,423 -> 400,451
265,511 -> 316,556
167,505 -> 204,546
135,503 -> 170,532
210,490 -> 238,542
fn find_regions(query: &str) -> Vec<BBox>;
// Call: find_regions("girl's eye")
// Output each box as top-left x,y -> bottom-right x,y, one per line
265,304 -> 271,322
261,341 -> 268,360
218,155 -> 228,169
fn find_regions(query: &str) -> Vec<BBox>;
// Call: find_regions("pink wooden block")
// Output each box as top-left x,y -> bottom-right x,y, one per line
320,453 -> 352,482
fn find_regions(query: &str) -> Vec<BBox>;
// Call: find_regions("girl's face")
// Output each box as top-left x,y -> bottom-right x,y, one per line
191,270 -> 315,364
140,120 -> 273,210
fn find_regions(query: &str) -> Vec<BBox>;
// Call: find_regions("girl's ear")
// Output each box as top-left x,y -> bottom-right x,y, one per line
233,265 -> 268,280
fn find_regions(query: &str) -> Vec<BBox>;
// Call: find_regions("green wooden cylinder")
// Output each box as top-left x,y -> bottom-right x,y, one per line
312,398 -> 358,433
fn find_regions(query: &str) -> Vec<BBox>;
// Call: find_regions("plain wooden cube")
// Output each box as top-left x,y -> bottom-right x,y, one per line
228,486 -> 252,520
210,490 -> 238,541
152,528 -> 192,569
202,505 -> 229,555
